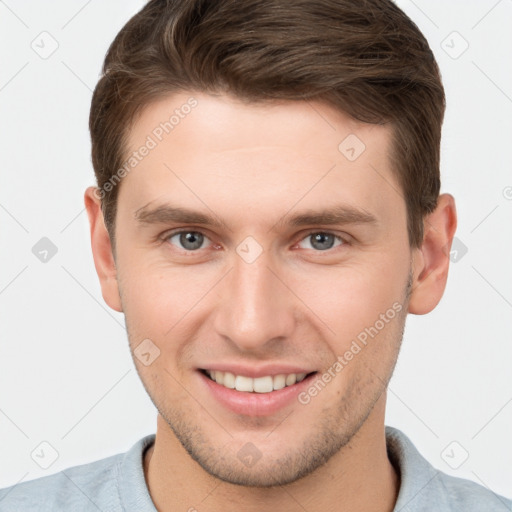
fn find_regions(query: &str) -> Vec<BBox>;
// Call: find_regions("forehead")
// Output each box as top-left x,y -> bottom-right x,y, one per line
126,91 -> 390,161
118,91 -> 402,231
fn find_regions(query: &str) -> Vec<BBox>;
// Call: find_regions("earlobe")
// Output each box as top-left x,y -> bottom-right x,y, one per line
84,186 -> 123,313
408,193 -> 457,315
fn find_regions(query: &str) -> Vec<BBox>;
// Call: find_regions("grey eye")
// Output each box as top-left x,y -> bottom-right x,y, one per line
169,231 -> 207,251
298,232 -> 343,251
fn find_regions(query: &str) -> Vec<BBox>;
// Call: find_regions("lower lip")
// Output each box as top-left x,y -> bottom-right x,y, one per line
198,371 -> 317,416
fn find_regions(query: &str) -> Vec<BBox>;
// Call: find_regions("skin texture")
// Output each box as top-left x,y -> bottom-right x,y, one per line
85,92 -> 457,512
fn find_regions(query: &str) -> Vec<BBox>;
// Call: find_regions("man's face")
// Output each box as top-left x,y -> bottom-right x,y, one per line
113,92 -> 414,486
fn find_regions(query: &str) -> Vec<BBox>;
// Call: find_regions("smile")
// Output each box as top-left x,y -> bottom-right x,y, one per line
202,369 -> 313,393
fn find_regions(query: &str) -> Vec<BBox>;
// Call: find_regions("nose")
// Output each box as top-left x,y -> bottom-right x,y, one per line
212,248 -> 296,352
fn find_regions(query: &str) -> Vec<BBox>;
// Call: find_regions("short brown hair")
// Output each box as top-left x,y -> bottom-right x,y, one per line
90,0 -> 445,250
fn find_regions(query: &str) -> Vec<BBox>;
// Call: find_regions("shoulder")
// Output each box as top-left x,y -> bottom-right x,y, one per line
385,426 -> 512,512
0,434 -> 156,512
0,452 -> 122,511
435,470 -> 512,511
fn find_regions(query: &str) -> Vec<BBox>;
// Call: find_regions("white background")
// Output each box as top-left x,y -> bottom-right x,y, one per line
0,0 -> 511,502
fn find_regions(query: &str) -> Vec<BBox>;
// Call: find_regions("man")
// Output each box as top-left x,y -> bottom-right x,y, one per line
1,0 -> 510,510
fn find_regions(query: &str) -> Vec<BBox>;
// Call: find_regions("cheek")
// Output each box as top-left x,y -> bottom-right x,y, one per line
292,257 -> 407,342
118,262 -> 218,355
120,259 -> 196,312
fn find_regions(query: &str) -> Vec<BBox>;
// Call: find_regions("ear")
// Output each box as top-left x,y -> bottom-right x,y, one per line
408,193 -> 457,315
84,186 -> 123,313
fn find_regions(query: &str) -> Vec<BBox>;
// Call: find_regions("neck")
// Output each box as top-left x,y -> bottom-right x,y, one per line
143,394 -> 399,512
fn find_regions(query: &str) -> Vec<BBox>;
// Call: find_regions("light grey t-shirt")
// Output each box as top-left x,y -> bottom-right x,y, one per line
0,426 -> 510,511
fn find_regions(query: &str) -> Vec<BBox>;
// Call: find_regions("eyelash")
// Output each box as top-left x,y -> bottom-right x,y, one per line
160,228 -> 350,253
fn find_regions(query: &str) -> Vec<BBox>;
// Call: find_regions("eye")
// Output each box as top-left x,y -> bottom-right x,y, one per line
165,230 -> 212,251
161,229 -> 347,253
296,231 -> 346,251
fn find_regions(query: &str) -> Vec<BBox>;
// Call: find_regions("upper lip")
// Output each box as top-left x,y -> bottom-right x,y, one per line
199,364 -> 316,378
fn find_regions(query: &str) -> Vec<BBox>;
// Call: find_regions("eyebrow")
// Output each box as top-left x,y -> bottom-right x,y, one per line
134,203 -> 378,230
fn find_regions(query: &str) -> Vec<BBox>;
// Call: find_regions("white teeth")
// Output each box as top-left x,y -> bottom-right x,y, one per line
223,371 -> 236,389
253,376 -> 273,393
205,370 -> 310,393
285,374 -> 297,386
235,375 -> 253,392
273,374 -> 286,390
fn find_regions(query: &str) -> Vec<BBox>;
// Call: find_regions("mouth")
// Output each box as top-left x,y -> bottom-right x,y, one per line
200,369 -> 318,393
198,367 -> 320,416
